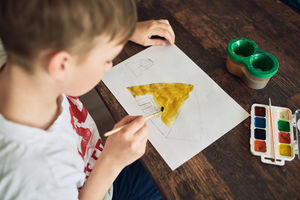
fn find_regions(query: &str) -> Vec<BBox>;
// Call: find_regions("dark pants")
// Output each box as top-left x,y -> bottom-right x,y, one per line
113,160 -> 163,200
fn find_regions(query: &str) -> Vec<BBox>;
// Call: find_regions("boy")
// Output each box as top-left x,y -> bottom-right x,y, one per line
0,0 -> 175,199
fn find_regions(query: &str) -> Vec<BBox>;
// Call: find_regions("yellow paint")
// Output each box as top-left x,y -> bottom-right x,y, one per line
127,83 -> 194,126
278,109 -> 290,121
278,144 -> 292,157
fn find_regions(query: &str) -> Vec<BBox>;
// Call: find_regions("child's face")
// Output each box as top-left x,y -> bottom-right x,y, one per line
64,37 -> 124,96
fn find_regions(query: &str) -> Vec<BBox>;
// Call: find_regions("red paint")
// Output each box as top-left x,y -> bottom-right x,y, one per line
254,106 -> 266,117
278,132 -> 291,144
254,140 -> 266,152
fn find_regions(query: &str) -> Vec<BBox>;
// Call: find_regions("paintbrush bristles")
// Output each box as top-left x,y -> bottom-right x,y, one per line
104,107 -> 164,137
145,107 -> 164,120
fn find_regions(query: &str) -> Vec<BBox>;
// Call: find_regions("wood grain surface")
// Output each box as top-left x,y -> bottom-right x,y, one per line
96,0 -> 300,199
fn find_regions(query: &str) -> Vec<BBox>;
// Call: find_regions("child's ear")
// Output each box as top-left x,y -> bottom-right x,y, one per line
47,51 -> 72,81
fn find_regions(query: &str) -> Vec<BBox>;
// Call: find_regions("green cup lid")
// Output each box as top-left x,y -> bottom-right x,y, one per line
247,52 -> 279,78
227,38 -> 279,78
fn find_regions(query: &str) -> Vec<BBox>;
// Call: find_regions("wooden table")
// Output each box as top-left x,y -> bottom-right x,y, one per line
96,0 -> 300,199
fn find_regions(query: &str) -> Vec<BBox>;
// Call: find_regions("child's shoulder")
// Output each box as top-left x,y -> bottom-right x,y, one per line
0,129 -> 54,196
0,139 -> 81,199
0,117 -> 53,171
0,113 -> 85,198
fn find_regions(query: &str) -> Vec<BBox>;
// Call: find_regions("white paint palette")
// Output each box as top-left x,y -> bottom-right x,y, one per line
250,104 -> 300,166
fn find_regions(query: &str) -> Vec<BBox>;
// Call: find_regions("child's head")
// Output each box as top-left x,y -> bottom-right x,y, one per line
0,0 -> 137,96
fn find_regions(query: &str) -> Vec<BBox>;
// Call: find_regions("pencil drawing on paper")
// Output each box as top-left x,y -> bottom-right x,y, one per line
127,83 -> 194,138
126,58 -> 154,77
102,45 -> 249,170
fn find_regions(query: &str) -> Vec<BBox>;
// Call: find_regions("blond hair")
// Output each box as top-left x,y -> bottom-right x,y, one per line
0,0 -> 137,70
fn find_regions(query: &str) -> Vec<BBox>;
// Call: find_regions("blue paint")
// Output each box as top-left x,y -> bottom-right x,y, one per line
254,117 -> 266,128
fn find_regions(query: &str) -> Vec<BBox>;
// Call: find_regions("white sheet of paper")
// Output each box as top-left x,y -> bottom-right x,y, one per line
102,45 -> 249,170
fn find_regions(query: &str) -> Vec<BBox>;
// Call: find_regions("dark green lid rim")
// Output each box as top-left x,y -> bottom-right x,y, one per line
226,38 -> 259,63
247,52 -> 279,78
227,38 -> 279,78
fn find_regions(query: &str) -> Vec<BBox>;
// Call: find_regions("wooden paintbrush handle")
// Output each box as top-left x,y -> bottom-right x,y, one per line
104,111 -> 162,137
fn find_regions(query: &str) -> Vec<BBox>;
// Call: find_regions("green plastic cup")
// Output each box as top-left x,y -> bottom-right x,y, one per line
226,38 -> 279,89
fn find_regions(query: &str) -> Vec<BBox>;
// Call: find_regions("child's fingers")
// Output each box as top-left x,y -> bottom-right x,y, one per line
134,124 -> 149,154
151,27 -> 174,44
136,136 -> 148,156
120,116 -> 146,136
150,27 -> 174,45
114,115 -> 138,128
155,20 -> 175,41
134,123 -> 149,138
147,38 -> 166,46
158,19 -> 170,25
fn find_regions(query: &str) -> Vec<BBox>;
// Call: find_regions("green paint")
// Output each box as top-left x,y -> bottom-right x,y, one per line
226,38 -> 278,78
278,120 -> 290,132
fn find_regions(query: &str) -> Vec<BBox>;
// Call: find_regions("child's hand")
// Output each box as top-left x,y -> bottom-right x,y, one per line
130,20 -> 175,46
101,115 -> 149,169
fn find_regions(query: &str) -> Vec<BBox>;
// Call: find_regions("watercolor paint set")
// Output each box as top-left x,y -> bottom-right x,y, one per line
250,103 -> 300,166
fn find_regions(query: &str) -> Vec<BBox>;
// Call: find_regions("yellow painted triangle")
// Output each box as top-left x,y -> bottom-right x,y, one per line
127,83 -> 194,127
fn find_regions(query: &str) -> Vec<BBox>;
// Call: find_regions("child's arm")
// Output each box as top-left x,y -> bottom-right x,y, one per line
130,19 -> 175,46
78,115 -> 149,200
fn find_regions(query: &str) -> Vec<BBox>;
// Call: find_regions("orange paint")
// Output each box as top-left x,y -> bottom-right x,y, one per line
254,140 -> 267,153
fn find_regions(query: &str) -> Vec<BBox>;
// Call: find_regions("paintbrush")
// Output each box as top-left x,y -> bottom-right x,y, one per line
269,98 -> 276,163
104,107 -> 164,137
